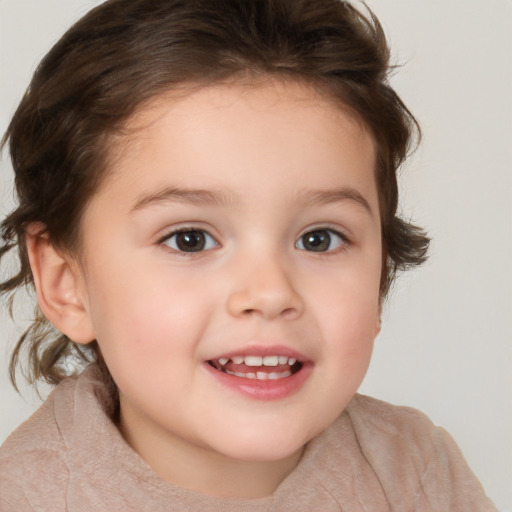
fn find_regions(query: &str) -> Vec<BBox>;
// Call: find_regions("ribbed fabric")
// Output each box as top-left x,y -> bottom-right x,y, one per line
0,365 -> 497,511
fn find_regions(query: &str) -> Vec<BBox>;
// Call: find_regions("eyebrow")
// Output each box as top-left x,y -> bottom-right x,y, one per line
298,188 -> 374,217
130,185 -> 373,216
130,186 -> 236,212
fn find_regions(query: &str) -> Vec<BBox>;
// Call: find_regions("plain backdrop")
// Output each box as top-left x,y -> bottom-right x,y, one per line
1,0 -> 511,509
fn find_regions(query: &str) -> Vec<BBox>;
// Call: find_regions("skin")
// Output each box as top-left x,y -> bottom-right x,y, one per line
30,79 -> 383,498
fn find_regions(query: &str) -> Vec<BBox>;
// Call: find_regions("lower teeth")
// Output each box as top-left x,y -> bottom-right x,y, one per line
224,369 -> 292,380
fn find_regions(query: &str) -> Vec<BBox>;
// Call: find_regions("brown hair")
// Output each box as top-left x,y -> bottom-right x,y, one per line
1,0 -> 429,388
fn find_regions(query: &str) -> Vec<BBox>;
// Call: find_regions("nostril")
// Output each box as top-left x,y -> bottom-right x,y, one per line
227,287 -> 304,320
240,306 -> 299,319
281,307 -> 298,319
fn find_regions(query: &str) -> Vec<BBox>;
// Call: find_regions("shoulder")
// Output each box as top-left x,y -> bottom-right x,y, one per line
0,379 -> 77,511
345,393 -> 439,444
343,393 -> 463,471
0,375 -> 80,457
338,394 -> 497,511
307,394 -> 443,492
1,383 -> 69,455
0,366 -> 126,511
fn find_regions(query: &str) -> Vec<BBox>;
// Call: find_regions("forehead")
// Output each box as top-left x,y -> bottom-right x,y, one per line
99,79 -> 377,206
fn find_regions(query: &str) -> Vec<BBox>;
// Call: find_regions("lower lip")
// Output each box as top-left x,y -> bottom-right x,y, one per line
203,362 -> 313,401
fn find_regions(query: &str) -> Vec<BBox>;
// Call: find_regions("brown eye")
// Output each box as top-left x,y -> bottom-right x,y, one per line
163,230 -> 217,253
296,229 -> 345,252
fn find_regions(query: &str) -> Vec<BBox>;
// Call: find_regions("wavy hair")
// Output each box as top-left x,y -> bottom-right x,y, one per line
1,0 -> 429,388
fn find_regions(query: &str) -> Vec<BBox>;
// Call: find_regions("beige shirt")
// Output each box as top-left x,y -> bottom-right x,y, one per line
0,365 -> 497,511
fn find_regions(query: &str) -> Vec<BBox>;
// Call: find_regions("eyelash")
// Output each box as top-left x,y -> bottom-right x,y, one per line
157,225 -> 351,255
158,227 -> 219,254
295,226 -> 351,254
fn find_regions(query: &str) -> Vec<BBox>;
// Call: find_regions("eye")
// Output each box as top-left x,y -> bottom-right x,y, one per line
295,229 -> 347,253
162,229 -> 218,253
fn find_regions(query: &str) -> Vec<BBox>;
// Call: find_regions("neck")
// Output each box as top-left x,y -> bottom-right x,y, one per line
118,399 -> 304,498
156,447 -> 303,498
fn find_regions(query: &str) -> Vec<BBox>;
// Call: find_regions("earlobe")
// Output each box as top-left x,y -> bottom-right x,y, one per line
26,225 -> 95,345
375,315 -> 382,337
375,300 -> 383,337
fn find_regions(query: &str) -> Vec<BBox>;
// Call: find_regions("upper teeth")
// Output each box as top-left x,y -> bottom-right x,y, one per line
218,355 -> 298,367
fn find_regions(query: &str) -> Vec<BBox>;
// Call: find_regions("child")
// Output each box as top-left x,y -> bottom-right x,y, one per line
0,0 -> 498,509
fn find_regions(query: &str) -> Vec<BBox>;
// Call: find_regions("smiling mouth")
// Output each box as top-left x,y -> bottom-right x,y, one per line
207,355 -> 303,381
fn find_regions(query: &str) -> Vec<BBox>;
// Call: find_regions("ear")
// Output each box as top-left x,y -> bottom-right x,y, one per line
26,225 -> 95,345
374,299 -> 383,338
375,315 -> 382,338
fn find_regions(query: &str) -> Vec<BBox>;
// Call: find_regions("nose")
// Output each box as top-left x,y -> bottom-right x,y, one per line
226,254 -> 304,321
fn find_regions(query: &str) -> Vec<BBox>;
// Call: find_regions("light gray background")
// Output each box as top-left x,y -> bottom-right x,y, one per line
1,0 -> 511,509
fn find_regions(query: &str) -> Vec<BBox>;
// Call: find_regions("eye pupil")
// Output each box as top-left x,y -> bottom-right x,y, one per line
303,230 -> 331,252
176,231 -> 205,252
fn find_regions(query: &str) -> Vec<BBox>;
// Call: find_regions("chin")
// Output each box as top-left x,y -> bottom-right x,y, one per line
210,424 -> 315,463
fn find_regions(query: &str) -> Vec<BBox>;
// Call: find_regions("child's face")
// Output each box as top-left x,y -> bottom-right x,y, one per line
75,80 -> 381,471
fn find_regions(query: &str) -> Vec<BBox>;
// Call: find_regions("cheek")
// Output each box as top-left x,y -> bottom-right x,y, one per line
85,259 -> 219,365
321,298 -> 378,369
87,278 -> 205,401
314,259 -> 381,328
311,262 -> 381,365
